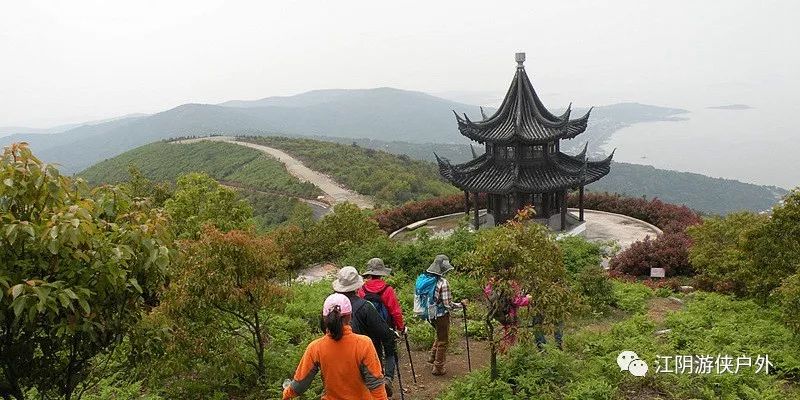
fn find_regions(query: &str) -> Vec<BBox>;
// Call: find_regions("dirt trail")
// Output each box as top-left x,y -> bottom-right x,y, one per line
396,331 -> 491,399
174,136 -> 375,208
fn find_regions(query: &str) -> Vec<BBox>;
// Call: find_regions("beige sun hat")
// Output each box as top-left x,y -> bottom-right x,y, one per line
362,258 -> 392,277
426,254 -> 454,276
332,266 -> 365,293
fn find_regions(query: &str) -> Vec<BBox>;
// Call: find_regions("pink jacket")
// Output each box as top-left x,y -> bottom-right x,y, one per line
483,282 -> 530,320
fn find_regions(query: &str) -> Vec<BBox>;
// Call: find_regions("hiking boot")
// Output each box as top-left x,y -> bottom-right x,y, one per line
385,378 -> 394,398
432,363 -> 447,376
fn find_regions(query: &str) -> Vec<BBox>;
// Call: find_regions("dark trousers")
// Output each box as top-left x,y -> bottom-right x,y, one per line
373,339 -> 397,382
532,314 -> 563,349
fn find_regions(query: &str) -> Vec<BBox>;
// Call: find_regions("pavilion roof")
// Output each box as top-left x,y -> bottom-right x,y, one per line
436,148 -> 613,194
453,57 -> 590,145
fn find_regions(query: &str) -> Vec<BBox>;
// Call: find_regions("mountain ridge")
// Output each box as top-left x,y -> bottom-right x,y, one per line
2,88 -> 686,174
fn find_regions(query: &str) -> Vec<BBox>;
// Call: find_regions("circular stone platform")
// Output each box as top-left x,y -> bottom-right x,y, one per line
390,208 -> 661,251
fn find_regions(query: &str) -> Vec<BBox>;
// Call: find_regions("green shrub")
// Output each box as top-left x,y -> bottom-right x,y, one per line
575,266 -> 616,313
283,281 -> 333,326
81,376 -> 165,400
612,281 -> 654,313
466,319 -> 489,339
687,212 -> 770,296
563,378 -> 617,400
406,318 -> 461,351
776,273 -> 800,335
443,293 -> 800,399
559,235 -> 603,274
438,371 -> 515,400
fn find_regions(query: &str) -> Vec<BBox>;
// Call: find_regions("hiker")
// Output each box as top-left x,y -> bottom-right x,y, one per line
414,254 -> 463,376
358,258 -> 407,333
282,293 -> 388,400
333,266 -> 398,397
532,313 -> 564,350
483,279 -> 531,353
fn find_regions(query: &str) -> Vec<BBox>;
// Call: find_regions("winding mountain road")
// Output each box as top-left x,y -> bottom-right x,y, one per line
174,136 -> 374,209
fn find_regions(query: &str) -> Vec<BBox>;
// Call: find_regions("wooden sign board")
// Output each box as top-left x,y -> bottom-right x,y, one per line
650,267 -> 665,278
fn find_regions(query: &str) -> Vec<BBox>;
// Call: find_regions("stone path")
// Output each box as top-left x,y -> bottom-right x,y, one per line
175,136 -> 374,208
575,209 -> 662,250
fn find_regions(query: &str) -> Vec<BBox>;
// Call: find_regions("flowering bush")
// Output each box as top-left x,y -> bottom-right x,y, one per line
373,193 -> 486,233
609,232 -> 694,277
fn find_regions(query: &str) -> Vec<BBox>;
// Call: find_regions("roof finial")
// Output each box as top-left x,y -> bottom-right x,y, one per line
515,52 -> 526,67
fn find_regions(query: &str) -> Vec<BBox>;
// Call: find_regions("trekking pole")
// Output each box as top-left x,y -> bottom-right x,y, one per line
403,333 -> 417,383
462,305 -> 471,372
394,351 -> 406,400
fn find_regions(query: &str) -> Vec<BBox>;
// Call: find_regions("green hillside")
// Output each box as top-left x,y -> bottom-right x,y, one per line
238,136 -> 460,205
80,141 -> 319,231
80,136 -> 786,215
81,141 -> 321,198
297,135 -> 785,215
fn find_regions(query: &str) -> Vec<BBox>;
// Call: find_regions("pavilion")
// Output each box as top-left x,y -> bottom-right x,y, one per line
436,52 -> 613,230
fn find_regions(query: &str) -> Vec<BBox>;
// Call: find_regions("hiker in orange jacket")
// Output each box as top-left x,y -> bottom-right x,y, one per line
282,293 -> 388,400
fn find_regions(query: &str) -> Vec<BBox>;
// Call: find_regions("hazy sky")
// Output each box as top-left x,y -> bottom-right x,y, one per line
2,0 -> 799,127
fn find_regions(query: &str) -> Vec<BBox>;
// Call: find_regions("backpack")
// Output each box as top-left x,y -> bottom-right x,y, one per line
414,273 -> 440,321
489,291 -> 515,325
363,286 -> 392,326
349,297 -> 369,334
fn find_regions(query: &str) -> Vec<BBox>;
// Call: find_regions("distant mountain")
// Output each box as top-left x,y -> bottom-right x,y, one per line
0,113 -> 149,138
1,88 -> 685,173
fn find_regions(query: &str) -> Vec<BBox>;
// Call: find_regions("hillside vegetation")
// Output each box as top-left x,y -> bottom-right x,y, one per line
81,136 -> 784,214
81,141 -> 321,198
303,136 -> 785,214
5,144 -> 799,400
238,136 -> 459,205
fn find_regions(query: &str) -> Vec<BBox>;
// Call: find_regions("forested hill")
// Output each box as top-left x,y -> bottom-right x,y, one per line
82,137 -> 786,214
81,140 -> 321,199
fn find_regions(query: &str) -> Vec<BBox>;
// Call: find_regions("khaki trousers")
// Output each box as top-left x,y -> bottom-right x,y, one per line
428,314 -> 450,374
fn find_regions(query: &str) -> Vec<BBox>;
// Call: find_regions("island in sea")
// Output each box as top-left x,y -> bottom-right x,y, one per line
707,104 -> 754,110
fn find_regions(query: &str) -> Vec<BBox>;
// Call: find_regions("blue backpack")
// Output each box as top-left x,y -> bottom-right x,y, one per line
414,273 -> 440,321
363,286 -> 392,326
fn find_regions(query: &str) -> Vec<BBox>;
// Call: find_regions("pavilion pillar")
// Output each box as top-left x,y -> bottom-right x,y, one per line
464,191 -> 470,216
473,193 -> 480,230
542,192 -> 549,218
579,186 -> 585,222
560,190 -> 567,231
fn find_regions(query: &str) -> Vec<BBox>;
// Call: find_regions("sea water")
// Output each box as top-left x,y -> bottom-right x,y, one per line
602,104 -> 799,190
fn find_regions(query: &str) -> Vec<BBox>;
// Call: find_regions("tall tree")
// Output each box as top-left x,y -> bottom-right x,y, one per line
122,165 -> 173,207
464,207 -> 576,380
0,143 -> 173,399
161,226 -> 288,382
746,188 -> 800,300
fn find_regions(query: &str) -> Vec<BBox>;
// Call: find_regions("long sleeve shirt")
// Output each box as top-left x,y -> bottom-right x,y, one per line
282,326 -> 388,400
483,282 -> 530,320
434,277 -> 461,318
